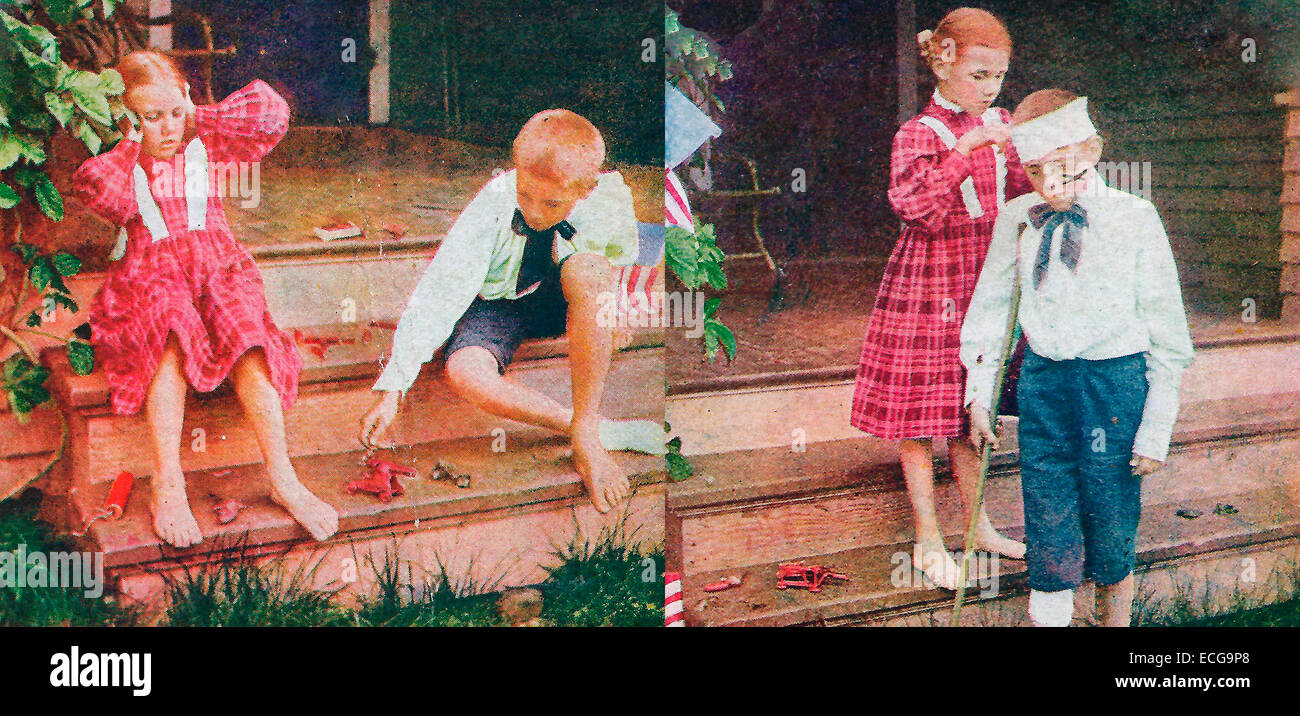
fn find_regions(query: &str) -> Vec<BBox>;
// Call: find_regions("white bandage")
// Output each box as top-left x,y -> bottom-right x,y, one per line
1009,97 -> 1097,164
1028,588 -> 1074,627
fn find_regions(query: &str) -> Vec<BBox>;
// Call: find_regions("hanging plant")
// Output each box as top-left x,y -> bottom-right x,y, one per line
2,0 -> 128,499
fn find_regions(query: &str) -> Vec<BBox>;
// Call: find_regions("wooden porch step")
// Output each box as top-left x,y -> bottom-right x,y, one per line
682,463 -> 1300,626
666,328 -> 1300,456
668,390 -> 1300,579
73,432 -> 665,609
42,323 -> 664,489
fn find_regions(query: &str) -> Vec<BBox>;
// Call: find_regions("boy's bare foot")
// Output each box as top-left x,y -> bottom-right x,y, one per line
151,480 -> 203,548
572,431 -> 630,513
270,480 -> 340,541
975,525 -> 1026,560
913,540 -> 966,590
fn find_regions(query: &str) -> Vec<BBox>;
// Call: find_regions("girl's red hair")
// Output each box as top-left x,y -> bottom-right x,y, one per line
116,50 -> 188,93
919,7 -> 1011,66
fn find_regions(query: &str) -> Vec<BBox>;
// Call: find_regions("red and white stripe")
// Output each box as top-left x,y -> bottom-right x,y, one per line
665,571 -> 685,626
666,168 -> 693,229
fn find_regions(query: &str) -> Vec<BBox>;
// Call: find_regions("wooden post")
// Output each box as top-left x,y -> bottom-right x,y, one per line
896,0 -> 916,124
369,0 -> 392,125
1275,89 -> 1300,324
146,0 -> 172,50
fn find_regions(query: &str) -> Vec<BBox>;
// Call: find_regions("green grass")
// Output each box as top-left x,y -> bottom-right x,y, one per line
0,494 -> 663,627
1134,557 -> 1300,627
0,492 -> 138,627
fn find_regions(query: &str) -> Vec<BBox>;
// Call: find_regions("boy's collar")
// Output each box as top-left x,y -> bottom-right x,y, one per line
932,88 -> 965,114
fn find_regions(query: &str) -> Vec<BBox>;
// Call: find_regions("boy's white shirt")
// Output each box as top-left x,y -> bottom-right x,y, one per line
960,168 -> 1195,462
373,168 -> 638,394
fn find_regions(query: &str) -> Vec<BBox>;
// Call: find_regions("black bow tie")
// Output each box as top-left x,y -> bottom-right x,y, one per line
511,209 -> 575,294
1027,202 -> 1088,288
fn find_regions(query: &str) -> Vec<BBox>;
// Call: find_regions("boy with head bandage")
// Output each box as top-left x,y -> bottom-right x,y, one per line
959,90 -> 1194,626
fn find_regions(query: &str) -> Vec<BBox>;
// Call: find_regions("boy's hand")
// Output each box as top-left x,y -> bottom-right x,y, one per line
359,391 -> 400,449
969,404 -> 999,452
1130,454 -> 1162,477
956,126 -> 1011,156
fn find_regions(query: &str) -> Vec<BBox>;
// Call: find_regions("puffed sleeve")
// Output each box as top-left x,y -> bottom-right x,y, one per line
194,80 -> 290,163
69,136 -> 142,227
887,120 -> 974,233
999,109 -> 1035,201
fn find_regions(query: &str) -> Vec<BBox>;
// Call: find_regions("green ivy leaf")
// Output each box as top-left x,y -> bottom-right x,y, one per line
29,257 -> 54,291
707,320 -> 737,361
98,68 -> 125,96
34,178 -> 63,220
51,252 -> 81,276
0,182 -> 19,209
103,0 -> 118,18
0,133 -> 21,171
71,118 -> 102,155
704,297 -> 721,319
67,340 -> 94,375
44,91 -> 74,127
702,260 -> 727,289
703,329 -> 719,361
50,292 -> 79,313
666,452 -> 694,482
7,389 -> 34,422
665,225 -> 700,288
45,0 -> 80,25
12,166 -> 42,188
25,311 -> 41,327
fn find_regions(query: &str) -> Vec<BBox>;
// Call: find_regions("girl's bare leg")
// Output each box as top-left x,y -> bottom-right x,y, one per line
900,438 -> 962,589
231,348 -> 338,541
147,334 -> 203,548
948,437 -> 1026,559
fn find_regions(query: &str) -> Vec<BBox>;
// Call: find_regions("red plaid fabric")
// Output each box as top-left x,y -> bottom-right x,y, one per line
70,81 -> 300,415
850,99 -> 1031,439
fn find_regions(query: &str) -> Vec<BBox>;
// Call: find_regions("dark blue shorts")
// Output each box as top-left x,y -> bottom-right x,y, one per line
445,272 -> 568,373
1017,348 -> 1149,591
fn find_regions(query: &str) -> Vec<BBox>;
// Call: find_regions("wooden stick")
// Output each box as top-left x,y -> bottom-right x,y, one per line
951,281 -> 1021,625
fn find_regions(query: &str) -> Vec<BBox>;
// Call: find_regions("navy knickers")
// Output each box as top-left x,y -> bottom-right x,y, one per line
1017,348 -> 1149,592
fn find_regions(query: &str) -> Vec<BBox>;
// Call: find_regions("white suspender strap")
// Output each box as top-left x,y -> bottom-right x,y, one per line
132,164 -> 169,242
183,138 -> 209,232
918,115 -> 984,218
130,138 -> 210,243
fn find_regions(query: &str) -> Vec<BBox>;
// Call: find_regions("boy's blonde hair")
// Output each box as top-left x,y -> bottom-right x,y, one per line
1011,88 -> 1080,125
512,109 -> 605,189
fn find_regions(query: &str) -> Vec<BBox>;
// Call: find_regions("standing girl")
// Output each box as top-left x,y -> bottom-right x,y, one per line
71,51 -> 337,548
850,8 -> 1028,589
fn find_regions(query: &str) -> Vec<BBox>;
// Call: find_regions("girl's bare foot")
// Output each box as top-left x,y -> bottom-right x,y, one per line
913,540 -> 966,590
270,480 -> 339,541
974,516 -> 1026,560
151,480 -> 203,548
572,430 -> 630,513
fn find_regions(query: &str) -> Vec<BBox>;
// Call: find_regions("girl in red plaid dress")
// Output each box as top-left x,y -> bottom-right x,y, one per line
849,9 -> 1029,588
71,52 -> 337,548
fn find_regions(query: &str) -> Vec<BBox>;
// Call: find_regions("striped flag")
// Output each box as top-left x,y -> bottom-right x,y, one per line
666,168 -> 693,229
665,571 -> 685,626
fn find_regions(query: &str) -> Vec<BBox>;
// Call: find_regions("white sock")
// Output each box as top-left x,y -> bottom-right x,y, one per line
598,419 -> 668,455
1029,588 -> 1074,627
